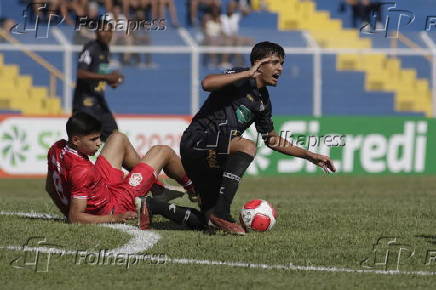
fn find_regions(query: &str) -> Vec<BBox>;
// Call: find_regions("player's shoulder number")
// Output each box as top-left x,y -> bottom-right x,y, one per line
79,49 -> 92,65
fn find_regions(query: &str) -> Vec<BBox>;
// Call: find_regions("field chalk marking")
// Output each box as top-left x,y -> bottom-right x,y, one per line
0,211 -> 160,254
1,211 -> 436,276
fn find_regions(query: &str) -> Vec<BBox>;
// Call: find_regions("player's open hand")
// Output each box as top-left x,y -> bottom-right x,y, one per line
248,57 -> 272,78
308,153 -> 336,173
114,211 -> 137,223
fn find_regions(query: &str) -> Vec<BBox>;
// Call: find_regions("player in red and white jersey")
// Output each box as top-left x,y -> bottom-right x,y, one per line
46,112 -> 205,229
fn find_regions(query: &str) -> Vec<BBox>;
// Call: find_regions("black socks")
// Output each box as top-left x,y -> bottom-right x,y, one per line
147,197 -> 205,230
214,151 -> 254,219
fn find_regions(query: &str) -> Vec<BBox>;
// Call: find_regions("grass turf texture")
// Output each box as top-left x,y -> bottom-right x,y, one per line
1,176 -> 436,289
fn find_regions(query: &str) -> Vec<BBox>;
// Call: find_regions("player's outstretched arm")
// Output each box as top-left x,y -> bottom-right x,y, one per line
201,57 -> 272,92
68,198 -> 136,224
265,131 -> 336,173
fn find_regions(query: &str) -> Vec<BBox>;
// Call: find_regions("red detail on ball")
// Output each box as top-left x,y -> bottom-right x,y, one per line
243,199 -> 262,209
251,213 -> 271,231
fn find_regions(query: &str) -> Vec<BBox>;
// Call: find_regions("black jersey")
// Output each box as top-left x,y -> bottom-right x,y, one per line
186,68 -> 274,152
74,40 -> 111,99
72,40 -> 117,141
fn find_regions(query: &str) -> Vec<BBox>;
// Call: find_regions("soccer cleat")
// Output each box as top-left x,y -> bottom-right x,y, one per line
208,213 -> 246,236
135,196 -> 152,230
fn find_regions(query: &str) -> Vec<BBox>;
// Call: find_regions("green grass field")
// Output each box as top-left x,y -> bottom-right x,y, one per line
1,176 -> 436,289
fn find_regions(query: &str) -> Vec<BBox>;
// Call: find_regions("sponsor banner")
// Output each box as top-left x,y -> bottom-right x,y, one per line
244,117 -> 435,175
0,116 -> 433,177
0,116 -> 190,177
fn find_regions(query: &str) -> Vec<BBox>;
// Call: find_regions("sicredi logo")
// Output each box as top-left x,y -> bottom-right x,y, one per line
276,121 -> 427,174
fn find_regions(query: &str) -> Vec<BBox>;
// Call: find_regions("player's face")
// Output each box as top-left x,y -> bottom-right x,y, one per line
73,133 -> 102,156
97,26 -> 113,45
259,54 -> 284,87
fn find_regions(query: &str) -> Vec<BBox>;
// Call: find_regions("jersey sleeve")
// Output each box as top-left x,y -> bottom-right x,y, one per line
224,67 -> 249,88
70,166 -> 94,200
77,46 -> 95,71
254,99 -> 274,138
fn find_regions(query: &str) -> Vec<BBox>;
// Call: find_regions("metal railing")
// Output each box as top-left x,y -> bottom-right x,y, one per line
0,28 -> 434,116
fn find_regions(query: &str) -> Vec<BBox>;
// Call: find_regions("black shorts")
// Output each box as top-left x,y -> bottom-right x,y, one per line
73,93 -> 118,141
180,129 -> 230,213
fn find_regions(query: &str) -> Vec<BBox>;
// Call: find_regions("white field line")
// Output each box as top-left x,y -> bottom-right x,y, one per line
0,211 -> 160,254
2,211 -> 436,276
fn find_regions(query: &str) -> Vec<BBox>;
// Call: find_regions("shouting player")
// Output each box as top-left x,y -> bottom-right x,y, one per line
46,112 -> 204,230
180,42 -> 336,235
73,19 -> 123,141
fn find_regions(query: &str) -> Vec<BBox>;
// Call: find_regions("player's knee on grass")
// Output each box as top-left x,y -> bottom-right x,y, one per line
230,138 -> 256,157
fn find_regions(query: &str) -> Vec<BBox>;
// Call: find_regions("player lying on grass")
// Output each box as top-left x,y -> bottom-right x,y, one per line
46,112 -> 205,230
180,41 -> 336,235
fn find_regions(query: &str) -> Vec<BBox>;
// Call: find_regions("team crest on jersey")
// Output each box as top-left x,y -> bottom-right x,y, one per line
129,173 -> 143,187
236,105 -> 254,124
246,94 -> 254,102
83,97 -> 94,106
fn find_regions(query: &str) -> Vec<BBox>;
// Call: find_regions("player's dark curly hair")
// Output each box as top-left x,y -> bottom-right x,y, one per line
66,112 -> 102,139
250,42 -> 285,65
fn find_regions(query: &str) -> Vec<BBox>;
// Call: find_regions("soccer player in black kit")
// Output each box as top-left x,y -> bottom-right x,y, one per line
73,20 -> 124,141
180,42 -> 337,235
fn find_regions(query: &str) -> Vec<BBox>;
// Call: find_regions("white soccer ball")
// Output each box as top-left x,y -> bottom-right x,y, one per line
239,199 -> 278,232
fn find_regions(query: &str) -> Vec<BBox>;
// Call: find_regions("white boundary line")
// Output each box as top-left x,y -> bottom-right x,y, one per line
2,211 -> 436,276
0,211 -> 160,254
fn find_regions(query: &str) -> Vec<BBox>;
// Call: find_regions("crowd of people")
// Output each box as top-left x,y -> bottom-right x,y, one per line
13,0 -> 256,68
339,0 -> 383,29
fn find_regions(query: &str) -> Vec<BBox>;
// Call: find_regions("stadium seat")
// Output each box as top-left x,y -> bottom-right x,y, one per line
266,0 -> 433,116
0,54 -> 63,115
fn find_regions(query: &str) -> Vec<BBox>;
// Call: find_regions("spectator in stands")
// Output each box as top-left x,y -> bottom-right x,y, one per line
69,0 -> 90,24
0,18 -> 16,33
188,0 -> 221,26
122,0 -> 156,20
74,1 -> 100,44
0,18 -> 16,42
156,0 -> 180,27
131,9 -> 156,68
234,0 -> 251,15
24,0 -> 74,25
220,1 -> 253,67
103,0 -> 124,13
107,5 -> 134,66
202,6 -> 229,69
345,0 -> 371,28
